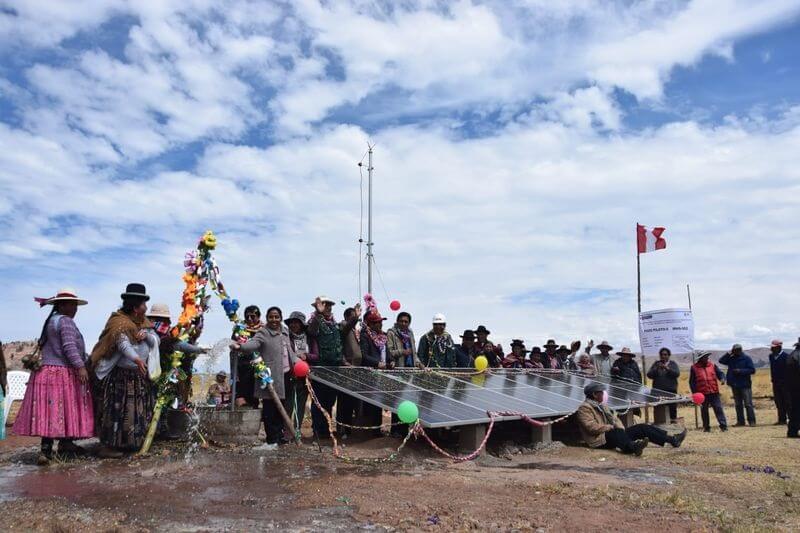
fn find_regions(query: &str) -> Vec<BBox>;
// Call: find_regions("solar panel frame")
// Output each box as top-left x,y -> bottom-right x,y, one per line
308,367 -> 685,428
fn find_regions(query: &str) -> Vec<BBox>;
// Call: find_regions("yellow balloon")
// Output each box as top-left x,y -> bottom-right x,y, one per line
474,355 -> 489,372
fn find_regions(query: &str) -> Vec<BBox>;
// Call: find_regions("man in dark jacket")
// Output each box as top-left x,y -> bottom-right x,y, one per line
611,348 -> 642,383
787,338 -> 800,438
307,296 -> 360,438
647,347 -> 681,421
418,314 -> 456,367
455,330 -> 478,368
768,340 -> 791,425
719,343 -> 756,426
474,326 -> 503,368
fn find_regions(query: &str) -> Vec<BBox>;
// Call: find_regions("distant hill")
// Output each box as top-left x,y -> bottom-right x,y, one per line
2,340 -> 37,371
652,347 -> 773,369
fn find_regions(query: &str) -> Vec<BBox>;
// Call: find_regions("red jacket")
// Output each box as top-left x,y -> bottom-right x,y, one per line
690,362 -> 722,395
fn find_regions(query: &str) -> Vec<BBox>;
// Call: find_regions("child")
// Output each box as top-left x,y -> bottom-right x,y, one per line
207,371 -> 231,406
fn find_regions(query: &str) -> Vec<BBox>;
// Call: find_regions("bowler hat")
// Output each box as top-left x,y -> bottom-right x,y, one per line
474,325 -> 491,335
556,345 -> 571,355
121,283 -> 150,301
510,339 -> 529,352
460,329 -> 476,339
543,339 -> 558,349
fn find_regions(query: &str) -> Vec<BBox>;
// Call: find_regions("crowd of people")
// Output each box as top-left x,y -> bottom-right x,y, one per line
2,287 -> 799,465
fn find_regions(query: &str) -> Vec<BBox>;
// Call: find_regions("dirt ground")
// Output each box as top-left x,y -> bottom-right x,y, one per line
1,400 -> 798,532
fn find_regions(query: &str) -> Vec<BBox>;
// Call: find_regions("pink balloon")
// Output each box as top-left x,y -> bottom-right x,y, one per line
692,392 -> 705,405
390,300 -> 401,311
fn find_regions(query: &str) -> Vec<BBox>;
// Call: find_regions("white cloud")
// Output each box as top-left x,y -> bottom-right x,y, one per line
1,0 -> 799,353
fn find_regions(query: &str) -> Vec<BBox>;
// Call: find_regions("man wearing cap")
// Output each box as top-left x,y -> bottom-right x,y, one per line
418,314 -> 456,368
768,340 -> 791,425
589,341 -> 614,377
689,351 -> 728,432
787,338 -> 800,438
474,326 -> 503,368
307,296 -> 361,438
719,344 -> 757,426
455,330 -> 478,368
360,307 -> 393,434
541,340 -> 561,369
576,382 -> 687,456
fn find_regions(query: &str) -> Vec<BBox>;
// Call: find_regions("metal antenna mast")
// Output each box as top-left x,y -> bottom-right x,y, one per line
366,143 -> 374,294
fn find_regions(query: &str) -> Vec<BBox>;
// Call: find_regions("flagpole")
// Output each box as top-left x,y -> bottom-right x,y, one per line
636,232 -> 642,314
636,225 -> 648,423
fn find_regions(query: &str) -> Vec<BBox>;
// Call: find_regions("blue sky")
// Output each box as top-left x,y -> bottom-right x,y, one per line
1,1 -> 799,351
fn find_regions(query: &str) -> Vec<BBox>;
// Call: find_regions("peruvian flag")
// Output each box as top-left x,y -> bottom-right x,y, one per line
637,224 -> 666,254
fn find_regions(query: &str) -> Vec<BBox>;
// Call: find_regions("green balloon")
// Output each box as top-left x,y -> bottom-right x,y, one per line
397,400 -> 419,424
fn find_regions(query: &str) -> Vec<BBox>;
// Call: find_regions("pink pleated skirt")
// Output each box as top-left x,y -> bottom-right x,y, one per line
12,365 -> 94,438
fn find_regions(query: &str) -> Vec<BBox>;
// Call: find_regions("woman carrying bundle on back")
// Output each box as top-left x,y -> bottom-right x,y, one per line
90,283 -> 157,458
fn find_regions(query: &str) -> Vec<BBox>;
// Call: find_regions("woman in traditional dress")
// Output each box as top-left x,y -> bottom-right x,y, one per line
90,283 -> 155,458
12,289 -> 94,464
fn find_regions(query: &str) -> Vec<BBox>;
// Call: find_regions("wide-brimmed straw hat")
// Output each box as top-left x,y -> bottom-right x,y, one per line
147,303 -> 172,319
36,287 -> 88,307
597,340 -> 613,351
616,347 -> 635,357
313,295 -> 336,306
695,350 -> 712,360
121,283 -> 150,301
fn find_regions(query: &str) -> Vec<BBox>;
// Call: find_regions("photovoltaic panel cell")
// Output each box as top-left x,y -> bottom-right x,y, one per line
309,367 -> 684,428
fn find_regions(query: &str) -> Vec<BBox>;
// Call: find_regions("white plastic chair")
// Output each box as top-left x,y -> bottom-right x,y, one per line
3,370 -> 30,428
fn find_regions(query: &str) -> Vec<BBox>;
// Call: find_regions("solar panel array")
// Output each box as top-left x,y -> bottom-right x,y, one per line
309,367 -> 684,428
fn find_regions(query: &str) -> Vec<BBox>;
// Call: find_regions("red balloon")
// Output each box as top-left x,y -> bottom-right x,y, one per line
390,300 -> 401,311
691,392 -> 705,405
294,360 -> 310,378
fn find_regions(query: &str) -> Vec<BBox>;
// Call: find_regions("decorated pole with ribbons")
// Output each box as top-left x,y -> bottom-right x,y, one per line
138,230 -> 275,455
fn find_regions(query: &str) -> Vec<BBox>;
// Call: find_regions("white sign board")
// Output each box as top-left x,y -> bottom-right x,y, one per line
638,308 -> 694,356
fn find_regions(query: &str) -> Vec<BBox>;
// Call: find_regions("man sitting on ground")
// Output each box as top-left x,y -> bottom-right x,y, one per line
576,383 -> 687,456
